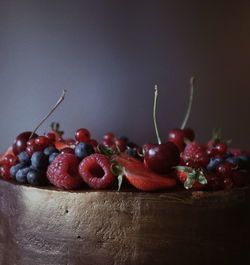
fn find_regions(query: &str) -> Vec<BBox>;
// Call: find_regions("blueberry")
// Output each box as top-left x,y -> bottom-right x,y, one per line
237,154 -> 250,170
226,156 -> 239,167
125,148 -> 140,159
18,151 -> 31,165
223,152 -> 233,159
44,146 -> 59,156
10,163 -> 26,179
27,169 -> 47,186
16,167 -> 30,184
75,143 -> 94,159
206,157 -> 224,171
31,152 -> 48,170
49,152 -> 60,163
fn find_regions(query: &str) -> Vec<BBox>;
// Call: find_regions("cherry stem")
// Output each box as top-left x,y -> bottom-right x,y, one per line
180,77 -> 195,130
29,89 -> 67,139
153,85 -> 162,145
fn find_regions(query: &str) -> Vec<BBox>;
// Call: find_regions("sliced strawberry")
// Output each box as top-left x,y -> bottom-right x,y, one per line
114,153 -> 176,191
54,141 -> 70,151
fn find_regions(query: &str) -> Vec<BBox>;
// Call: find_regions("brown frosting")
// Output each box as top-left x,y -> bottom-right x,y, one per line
0,178 -> 250,265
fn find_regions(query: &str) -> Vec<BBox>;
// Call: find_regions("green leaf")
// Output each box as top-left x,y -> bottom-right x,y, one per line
184,177 -> 195,189
117,174 -> 123,191
175,166 -> 194,173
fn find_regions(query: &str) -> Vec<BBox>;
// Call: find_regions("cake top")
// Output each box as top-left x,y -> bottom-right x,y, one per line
0,81 -> 249,192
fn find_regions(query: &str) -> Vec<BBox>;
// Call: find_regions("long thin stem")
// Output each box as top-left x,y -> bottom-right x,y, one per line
180,77 -> 195,130
29,89 -> 67,139
153,85 -> 162,145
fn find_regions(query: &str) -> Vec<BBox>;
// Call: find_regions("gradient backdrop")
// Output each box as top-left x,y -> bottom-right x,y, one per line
0,0 -> 250,152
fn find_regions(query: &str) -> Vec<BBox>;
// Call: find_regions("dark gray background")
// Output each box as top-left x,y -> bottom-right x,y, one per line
0,0 -> 250,152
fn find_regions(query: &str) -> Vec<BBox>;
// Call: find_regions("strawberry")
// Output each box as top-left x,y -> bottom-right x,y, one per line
176,166 -> 208,189
114,153 -> 176,191
182,142 -> 209,168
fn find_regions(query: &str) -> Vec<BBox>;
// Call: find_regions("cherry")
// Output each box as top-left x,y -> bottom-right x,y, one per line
216,162 -> 233,179
27,138 -> 36,146
90,139 -> 98,147
26,144 -> 43,156
222,177 -> 234,190
46,132 -> 56,142
12,131 -> 38,155
75,128 -> 91,142
168,129 -> 185,152
144,141 -> 180,174
2,154 -> 18,166
206,172 -> 221,190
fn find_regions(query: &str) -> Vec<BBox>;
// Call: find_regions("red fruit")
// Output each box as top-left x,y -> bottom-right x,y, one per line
102,139 -> 114,148
2,154 -> 18,166
182,128 -> 195,141
183,142 -> 209,168
231,171 -> 246,187
144,142 -> 180,174
60,148 -> 75,154
103,132 -> 115,142
54,141 -> 70,151
35,136 -> 50,148
46,132 -> 56,142
75,128 -> 91,142
168,129 -> 185,152
90,139 -> 98,147
115,153 -> 176,191
216,162 -> 233,179
0,164 -> 11,180
26,144 -> 43,156
176,166 -> 207,190
79,154 -> 114,189
12,131 -> 38,155
47,153 -> 82,189
115,139 -> 126,152
206,172 -> 221,190
228,148 -> 250,156
222,177 -> 234,190
214,142 -> 227,155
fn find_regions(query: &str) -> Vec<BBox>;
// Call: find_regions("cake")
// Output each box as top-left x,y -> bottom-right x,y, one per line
1,179 -> 250,265
1,86 -> 250,265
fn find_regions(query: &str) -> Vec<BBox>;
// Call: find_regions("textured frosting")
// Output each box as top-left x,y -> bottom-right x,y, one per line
0,179 -> 250,265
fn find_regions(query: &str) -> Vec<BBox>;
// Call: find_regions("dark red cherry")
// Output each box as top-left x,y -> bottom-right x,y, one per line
115,139 -> 126,152
103,132 -> 115,142
144,141 -> 180,174
12,131 -> 38,155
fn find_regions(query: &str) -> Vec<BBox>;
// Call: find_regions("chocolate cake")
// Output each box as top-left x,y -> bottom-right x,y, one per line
1,178 -> 250,265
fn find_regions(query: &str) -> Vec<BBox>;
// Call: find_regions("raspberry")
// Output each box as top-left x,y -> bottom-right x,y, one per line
183,142 -> 209,168
79,154 -> 115,189
47,153 -> 82,189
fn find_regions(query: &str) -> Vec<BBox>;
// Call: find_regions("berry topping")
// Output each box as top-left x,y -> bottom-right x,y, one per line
12,131 -> 38,155
31,152 -> 48,170
0,164 -> 11,180
18,151 -> 31,165
75,142 -> 95,160
75,128 -> 91,142
144,142 -> 180,174
43,146 -> 59,156
16,166 -> 30,184
79,154 -> 115,189
27,169 -> 47,186
10,163 -> 26,179
47,153 -> 82,189
216,162 -> 233,179
183,142 -> 209,168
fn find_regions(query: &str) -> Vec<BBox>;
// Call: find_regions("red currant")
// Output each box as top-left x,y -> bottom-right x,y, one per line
0,164 -> 11,180
60,148 -> 75,154
215,143 -> 227,155
26,144 -> 43,156
75,128 -> 91,142
216,162 -> 233,178
2,154 -> 18,166
103,132 -> 115,142
46,132 -> 56,142
35,136 -> 50,147
115,139 -> 126,152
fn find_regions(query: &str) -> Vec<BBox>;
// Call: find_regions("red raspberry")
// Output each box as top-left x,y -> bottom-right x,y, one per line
183,142 -> 209,168
79,154 -> 115,189
47,153 -> 82,189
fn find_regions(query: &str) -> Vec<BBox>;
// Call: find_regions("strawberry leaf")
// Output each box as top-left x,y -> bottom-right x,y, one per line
117,174 -> 123,191
110,162 -> 125,191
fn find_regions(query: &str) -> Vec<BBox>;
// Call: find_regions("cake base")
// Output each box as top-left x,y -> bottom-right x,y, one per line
0,179 -> 250,265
